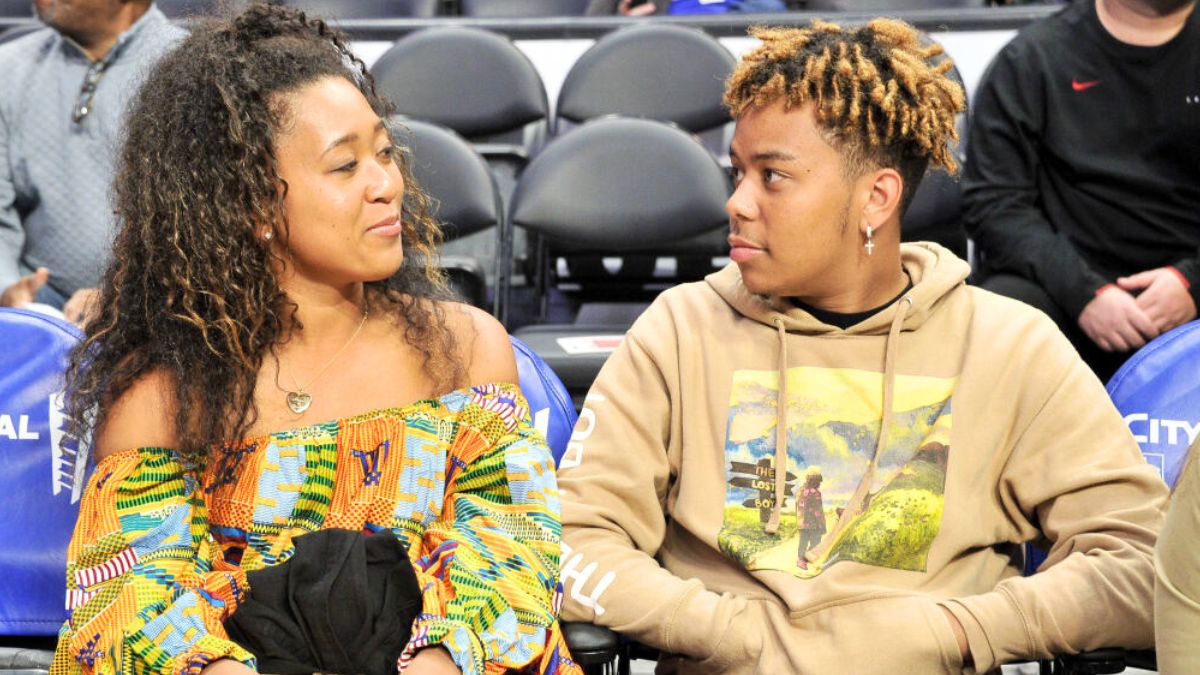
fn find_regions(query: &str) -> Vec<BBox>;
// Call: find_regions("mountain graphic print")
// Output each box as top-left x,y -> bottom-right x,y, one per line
717,367 -> 956,578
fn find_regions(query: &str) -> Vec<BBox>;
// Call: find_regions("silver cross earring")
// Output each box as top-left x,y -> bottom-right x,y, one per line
864,225 -> 875,256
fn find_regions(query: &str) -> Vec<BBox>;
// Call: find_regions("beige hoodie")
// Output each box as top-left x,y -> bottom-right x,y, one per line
558,243 -> 1167,674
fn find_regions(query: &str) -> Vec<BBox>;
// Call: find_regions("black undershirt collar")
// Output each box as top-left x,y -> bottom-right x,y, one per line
790,279 -> 914,330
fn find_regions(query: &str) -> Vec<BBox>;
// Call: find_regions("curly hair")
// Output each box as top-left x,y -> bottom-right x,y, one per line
65,4 -> 463,465
724,19 -> 966,209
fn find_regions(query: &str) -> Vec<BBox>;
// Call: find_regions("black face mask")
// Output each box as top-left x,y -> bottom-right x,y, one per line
225,528 -> 423,675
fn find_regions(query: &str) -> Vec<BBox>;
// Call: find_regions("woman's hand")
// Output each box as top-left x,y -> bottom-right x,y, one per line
407,647 -> 462,674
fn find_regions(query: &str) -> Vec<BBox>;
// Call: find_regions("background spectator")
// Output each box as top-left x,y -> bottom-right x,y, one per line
964,0 -> 1199,381
0,0 -> 184,324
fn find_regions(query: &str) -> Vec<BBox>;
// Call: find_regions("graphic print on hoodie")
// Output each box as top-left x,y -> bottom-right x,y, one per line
718,363 -> 956,578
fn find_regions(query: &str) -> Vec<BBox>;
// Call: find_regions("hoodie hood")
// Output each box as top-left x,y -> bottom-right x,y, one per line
706,242 -> 971,336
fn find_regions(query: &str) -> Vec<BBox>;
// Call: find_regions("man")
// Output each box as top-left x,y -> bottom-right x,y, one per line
558,19 -> 1166,673
0,0 -> 184,323
964,0 -> 1199,381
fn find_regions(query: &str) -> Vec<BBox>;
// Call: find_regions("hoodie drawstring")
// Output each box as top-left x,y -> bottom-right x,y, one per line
765,317 -> 790,534
799,296 -> 914,558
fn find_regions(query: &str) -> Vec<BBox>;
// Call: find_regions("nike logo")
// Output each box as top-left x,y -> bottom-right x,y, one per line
1072,79 -> 1101,92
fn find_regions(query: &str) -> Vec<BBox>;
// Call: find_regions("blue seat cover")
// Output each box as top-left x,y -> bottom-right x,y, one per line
0,309 -> 88,636
1025,321 -> 1200,576
1106,319 -> 1200,490
511,335 -> 577,465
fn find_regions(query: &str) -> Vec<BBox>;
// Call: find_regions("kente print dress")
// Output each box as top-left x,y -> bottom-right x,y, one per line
52,383 -> 581,675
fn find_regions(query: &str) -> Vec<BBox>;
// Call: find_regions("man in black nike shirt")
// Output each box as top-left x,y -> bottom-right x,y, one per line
964,0 -> 1199,381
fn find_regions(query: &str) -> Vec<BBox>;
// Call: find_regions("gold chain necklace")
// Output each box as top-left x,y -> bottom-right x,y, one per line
278,309 -> 369,414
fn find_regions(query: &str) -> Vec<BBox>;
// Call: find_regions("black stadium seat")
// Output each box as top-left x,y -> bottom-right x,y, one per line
555,23 -> 736,137
506,117 -> 730,406
806,0 -> 984,9
283,0 -> 441,19
459,0 -> 590,17
155,0 -> 226,17
0,0 -> 31,18
369,26 -> 548,200
899,50 -> 970,258
393,118 -> 503,313
371,26 -> 550,303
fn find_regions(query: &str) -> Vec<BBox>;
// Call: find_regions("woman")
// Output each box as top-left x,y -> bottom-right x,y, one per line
52,6 -> 577,675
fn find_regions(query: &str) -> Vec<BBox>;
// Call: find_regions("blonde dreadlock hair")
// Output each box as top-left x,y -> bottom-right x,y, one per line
724,19 -> 966,210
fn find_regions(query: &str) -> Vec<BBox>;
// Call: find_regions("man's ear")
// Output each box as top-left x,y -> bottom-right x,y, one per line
858,167 -> 904,238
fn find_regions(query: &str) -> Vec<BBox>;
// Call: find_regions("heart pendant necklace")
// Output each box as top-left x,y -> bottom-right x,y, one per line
279,308 -> 369,415
285,391 -> 313,414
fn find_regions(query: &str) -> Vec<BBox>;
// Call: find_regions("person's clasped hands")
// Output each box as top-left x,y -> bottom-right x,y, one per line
0,266 -> 99,327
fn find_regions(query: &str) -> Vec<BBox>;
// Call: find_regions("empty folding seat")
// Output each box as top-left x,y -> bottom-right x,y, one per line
899,46 -> 970,258
0,0 -> 31,18
459,0 -> 590,17
155,0 -> 226,17
555,23 -> 736,138
393,118 -> 503,314
505,117 -> 730,406
283,0 -> 441,19
371,27 -> 550,296
903,167 -> 968,259
371,26 -> 549,177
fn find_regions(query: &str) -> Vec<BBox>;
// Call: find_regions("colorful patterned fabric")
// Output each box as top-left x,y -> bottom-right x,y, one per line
53,383 -> 580,675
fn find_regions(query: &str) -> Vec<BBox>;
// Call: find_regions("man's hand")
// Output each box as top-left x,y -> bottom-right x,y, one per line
0,267 -> 49,307
1078,285 -> 1160,352
406,647 -> 462,674
199,659 -> 255,675
1117,267 -> 1197,334
63,287 -> 100,327
617,0 -> 657,15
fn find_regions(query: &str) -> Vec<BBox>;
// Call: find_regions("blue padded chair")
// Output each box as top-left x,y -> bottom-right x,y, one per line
510,335 -> 577,464
1020,322 -> 1200,673
0,309 -> 87,672
508,335 -> 621,670
1107,319 -> 1200,489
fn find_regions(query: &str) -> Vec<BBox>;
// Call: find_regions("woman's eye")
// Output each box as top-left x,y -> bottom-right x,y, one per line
334,160 -> 357,173
730,167 -> 744,183
378,146 -> 395,161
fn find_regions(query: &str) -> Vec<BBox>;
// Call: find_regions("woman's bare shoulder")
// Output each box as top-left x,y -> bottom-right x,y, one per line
440,301 -> 517,387
93,369 -> 179,462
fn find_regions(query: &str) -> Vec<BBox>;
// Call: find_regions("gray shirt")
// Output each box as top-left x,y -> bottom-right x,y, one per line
0,6 -> 184,297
